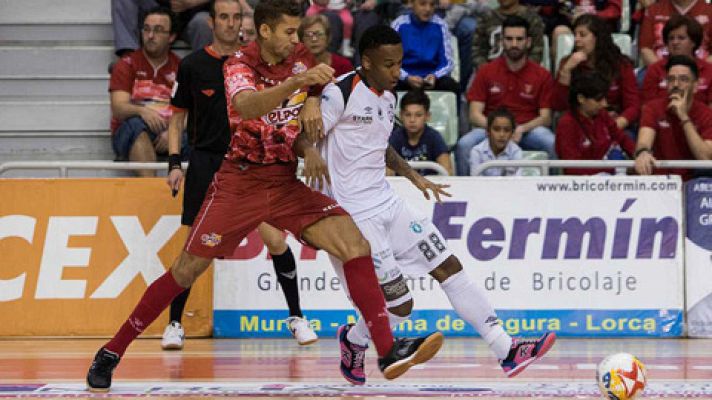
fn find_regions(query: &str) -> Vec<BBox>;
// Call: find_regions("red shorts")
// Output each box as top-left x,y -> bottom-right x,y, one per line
185,160 -> 348,259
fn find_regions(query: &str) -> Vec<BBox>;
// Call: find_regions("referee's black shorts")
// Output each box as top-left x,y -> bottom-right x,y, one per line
182,149 -> 226,226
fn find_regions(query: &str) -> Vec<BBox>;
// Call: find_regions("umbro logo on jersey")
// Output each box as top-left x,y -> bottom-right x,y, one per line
201,89 -> 215,97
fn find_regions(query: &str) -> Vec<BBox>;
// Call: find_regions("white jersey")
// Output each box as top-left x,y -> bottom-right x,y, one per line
319,71 -> 398,221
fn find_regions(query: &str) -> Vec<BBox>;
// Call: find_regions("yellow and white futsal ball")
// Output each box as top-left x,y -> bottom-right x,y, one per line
596,352 -> 647,400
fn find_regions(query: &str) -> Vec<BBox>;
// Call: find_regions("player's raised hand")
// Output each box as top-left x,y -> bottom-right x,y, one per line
411,174 -> 451,202
300,96 -> 325,142
302,146 -> 331,191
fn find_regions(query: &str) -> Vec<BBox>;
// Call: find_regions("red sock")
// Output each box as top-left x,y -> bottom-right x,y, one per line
343,255 -> 394,357
105,271 -> 186,357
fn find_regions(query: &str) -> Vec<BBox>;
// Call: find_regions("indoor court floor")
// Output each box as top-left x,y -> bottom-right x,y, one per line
1,337 -> 711,399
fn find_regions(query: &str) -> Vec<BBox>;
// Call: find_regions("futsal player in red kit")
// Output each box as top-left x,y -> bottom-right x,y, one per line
86,0 -> 443,391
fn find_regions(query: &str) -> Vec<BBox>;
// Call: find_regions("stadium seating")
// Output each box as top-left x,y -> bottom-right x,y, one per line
0,0 -> 114,162
450,35 -> 460,83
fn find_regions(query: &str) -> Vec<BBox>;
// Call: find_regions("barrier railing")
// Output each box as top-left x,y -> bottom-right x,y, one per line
0,160 -> 450,177
471,159 -> 712,176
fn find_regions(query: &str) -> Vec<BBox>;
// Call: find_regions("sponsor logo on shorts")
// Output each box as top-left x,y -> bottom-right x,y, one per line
410,221 -> 423,233
201,232 -> 222,247
322,203 -> 340,212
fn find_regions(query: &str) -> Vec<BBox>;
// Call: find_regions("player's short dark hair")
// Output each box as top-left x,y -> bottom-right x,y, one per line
666,54 -> 699,80
142,6 -> 177,34
568,70 -> 611,110
502,15 -> 530,37
254,0 -> 303,34
209,0 -> 244,19
487,107 -> 516,130
400,90 -> 430,112
358,25 -> 401,59
663,14 -> 703,53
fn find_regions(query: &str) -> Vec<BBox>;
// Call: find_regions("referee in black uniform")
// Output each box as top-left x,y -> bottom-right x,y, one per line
164,0 -> 317,350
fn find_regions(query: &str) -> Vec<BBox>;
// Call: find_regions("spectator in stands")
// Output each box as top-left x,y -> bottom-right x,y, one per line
470,0 -> 545,74
641,15 -> 712,104
112,0 -> 213,56
554,14 -> 639,134
456,16 -> 554,176
556,71 -> 635,175
549,0 -> 622,65
389,90 -> 453,176
299,15 -> 354,78
307,0 -> 354,56
469,107 -> 522,176
239,14 -> 257,44
109,7 -> 186,176
635,55 -> 712,180
638,0 -> 712,66
392,0 -> 460,94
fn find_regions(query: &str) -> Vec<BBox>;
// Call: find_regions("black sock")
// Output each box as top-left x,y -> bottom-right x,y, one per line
169,286 -> 192,323
272,247 -> 302,318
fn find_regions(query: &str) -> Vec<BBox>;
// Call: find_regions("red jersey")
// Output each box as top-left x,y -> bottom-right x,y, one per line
640,98 -> 712,179
223,41 -> 319,164
331,53 -> 354,78
554,58 -> 640,123
466,57 -> 553,125
639,0 -> 712,60
575,0 -> 622,22
641,57 -> 712,104
555,109 -> 636,175
108,49 -> 180,134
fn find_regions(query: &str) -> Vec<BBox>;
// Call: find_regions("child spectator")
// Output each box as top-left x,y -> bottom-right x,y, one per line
556,71 -> 635,175
392,0 -> 459,94
389,90 -> 453,175
469,108 -> 523,176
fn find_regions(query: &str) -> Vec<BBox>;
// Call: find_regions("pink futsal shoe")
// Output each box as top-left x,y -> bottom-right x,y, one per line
500,332 -> 557,378
337,324 -> 367,385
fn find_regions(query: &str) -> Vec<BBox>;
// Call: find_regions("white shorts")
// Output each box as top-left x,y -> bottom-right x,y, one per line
362,197 -> 452,280
329,197 -> 452,307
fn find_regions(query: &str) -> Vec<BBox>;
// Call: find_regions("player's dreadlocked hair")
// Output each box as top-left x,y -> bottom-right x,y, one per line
358,25 -> 402,60
254,0 -> 303,34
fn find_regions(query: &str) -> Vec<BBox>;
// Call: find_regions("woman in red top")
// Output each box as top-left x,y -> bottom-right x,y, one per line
556,70 -> 636,175
298,14 -> 354,78
554,14 -> 640,132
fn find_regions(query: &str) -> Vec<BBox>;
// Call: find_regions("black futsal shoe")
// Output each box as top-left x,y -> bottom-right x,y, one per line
86,347 -> 120,392
378,331 -> 444,380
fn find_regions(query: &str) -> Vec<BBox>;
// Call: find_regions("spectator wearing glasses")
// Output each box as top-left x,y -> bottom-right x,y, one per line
635,55 -> 712,180
109,7 -> 187,176
299,15 -> 354,78
641,15 -> 712,105
112,0 -> 212,56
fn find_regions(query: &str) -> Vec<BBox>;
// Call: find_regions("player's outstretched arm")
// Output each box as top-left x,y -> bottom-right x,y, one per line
295,132 -> 330,190
385,145 -> 451,202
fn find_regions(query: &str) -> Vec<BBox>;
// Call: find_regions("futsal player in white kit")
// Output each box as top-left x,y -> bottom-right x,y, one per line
298,25 -> 557,385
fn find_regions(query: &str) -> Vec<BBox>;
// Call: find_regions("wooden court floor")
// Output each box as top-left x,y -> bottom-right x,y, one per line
1,337 -> 711,399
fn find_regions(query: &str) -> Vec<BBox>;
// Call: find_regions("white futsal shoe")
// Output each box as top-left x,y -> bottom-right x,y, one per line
287,316 -> 319,345
161,321 -> 185,350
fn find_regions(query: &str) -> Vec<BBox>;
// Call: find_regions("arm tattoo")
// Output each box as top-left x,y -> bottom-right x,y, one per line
385,145 -> 414,177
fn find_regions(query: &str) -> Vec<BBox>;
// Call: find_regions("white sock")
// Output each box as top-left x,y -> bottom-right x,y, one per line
440,270 -> 512,359
347,311 -> 409,348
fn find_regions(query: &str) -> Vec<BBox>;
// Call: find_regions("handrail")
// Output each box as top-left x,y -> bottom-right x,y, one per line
0,160 -> 450,177
471,159 -> 712,176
